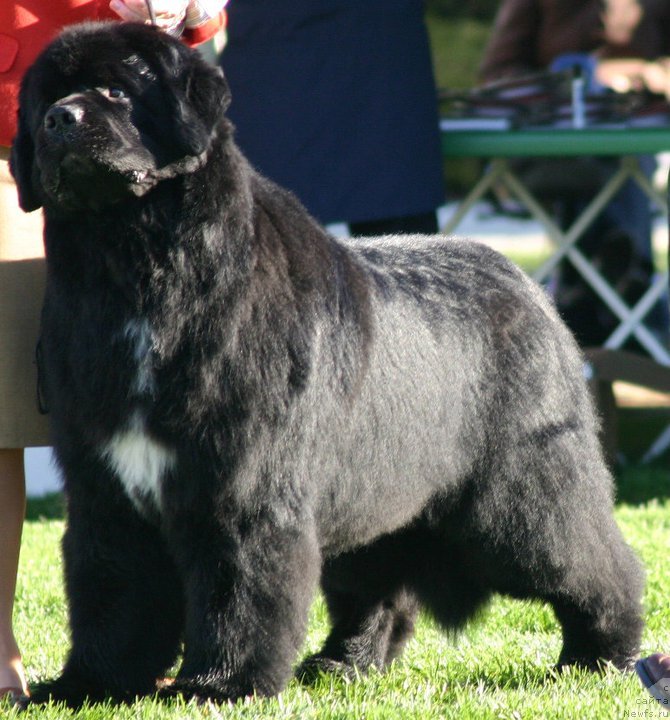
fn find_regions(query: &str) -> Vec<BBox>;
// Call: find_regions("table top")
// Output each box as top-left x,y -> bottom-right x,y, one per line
441,125 -> 670,158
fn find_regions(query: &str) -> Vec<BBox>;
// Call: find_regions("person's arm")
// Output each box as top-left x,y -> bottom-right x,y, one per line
182,0 -> 227,46
478,0 -> 541,83
595,1 -> 670,97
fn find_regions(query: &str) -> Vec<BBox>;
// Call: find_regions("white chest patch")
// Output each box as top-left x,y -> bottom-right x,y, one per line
101,413 -> 176,512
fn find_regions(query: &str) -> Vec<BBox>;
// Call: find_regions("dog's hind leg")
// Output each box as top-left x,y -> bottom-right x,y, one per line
494,531 -> 643,671
524,515 -> 644,671
463,441 -> 644,672
549,572 -> 644,672
27,454 -> 184,708
298,586 -> 420,681
540,472 -> 644,670
299,529 -> 433,681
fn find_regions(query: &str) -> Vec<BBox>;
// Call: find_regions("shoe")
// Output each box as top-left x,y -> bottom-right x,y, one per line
636,654 -> 670,704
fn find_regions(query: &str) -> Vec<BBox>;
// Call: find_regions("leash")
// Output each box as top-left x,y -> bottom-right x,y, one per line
143,0 -> 185,37
144,0 -> 157,26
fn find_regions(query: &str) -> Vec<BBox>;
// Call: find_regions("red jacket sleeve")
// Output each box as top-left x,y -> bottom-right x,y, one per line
1,1 -> 111,146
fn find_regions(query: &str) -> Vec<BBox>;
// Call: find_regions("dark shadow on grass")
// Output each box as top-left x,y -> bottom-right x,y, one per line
618,408 -> 670,462
26,492 -> 65,521
450,663 -> 611,692
615,465 -> 670,506
608,406 -> 670,505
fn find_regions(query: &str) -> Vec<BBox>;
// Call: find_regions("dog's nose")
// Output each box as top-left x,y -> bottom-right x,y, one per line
44,104 -> 84,134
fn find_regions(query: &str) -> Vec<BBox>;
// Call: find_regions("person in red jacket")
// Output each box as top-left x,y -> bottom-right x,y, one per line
0,1 -> 226,704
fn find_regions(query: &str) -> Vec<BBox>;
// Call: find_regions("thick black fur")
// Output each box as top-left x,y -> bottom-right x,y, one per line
12,22 -> 644,709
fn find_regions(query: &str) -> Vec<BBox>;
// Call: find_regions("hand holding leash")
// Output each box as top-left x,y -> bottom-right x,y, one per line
108,0 -> 188,35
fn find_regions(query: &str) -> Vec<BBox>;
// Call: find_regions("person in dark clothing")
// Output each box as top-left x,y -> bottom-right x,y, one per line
480,0 -> 670,82
219,0 -> 445,236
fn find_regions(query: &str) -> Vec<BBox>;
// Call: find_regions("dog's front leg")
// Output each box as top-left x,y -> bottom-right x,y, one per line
26,453 -> 185,709
160,506 -> 321,704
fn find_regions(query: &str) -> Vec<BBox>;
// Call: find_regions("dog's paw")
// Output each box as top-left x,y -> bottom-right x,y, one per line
156,675 -> 250,705
22,677 -> 103,710
295,654 -> 357,684
3,691 -> 30,712
25,674 -> 153,709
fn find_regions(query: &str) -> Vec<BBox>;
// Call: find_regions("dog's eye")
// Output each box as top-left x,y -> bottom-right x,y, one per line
98,87 -> 127,100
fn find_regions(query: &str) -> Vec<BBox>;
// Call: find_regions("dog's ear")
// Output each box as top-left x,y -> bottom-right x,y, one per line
168,50 -> 231,157
10,105 -> 43,212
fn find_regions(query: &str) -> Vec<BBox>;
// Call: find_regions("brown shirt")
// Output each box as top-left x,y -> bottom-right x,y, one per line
479,0 -> 670,83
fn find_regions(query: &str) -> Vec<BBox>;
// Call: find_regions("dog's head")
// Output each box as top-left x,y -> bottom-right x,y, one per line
11,22 -> 230,213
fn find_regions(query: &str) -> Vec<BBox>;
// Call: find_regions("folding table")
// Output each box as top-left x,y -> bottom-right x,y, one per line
441,125 -> 670,461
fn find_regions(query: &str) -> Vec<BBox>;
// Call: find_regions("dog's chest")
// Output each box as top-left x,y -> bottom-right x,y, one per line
122,317 -> 156,395
99,319 -> 176,512
101,412 -> 176,512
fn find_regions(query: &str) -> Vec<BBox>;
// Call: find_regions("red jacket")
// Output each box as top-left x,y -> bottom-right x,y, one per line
0,1 -> 225,146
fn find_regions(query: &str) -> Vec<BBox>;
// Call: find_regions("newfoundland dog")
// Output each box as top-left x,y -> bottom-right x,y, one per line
11,22 -> 643,708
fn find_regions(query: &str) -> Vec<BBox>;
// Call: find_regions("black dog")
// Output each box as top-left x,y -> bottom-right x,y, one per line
11,22 -> 643,708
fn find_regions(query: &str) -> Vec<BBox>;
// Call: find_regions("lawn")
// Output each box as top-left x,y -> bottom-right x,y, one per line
6,463 -> 670,719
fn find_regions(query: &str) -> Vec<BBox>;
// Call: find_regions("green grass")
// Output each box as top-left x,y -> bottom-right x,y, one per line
6,466 -> 670,719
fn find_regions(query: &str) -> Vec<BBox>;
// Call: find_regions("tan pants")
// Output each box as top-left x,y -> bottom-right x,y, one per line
0,147 -> 50,447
